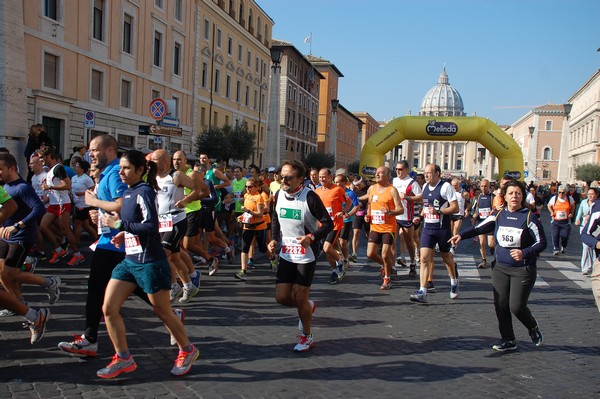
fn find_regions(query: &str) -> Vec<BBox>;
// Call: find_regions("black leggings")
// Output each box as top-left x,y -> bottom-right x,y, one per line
491,263 -> 537,341
242,229 -> 267,254
84,248 -> 150,341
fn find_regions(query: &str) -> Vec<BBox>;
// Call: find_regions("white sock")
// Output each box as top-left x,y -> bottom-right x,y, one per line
190,271 -> 198,279
225,246 -> 231,253
451,278 -> 458,286
24,308 -> 37,323
420,286 -> 427,294
183,282 -> 193,290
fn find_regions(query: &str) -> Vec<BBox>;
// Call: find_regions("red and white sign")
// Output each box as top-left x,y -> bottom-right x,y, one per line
149,98 -> 167,120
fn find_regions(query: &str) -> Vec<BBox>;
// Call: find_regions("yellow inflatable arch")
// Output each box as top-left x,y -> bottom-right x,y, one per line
359,116 -> 524,180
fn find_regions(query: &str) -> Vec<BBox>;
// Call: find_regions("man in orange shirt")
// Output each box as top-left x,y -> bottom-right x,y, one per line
315,168 -> 351,284
365,166 -> 404,290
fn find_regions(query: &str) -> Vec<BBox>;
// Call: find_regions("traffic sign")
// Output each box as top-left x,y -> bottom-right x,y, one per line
524,170 -> 529,178
85,111 -> 95,128
162,116 -> 180,127
149,98 -> 167,120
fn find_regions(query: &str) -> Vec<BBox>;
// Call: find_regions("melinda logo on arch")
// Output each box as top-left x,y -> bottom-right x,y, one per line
426,120 -> 458,136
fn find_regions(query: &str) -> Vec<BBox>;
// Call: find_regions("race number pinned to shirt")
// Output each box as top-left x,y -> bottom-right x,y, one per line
371,210 -> 385,225
125,232 -> 143,255
159,214 -> 173,232
555,210 -> 568,220
242,212 -> 253,224
497,226 -> 522,248
479,207 -> 492,219
326,206 -> 334,220
281,236 -> 306,260
424,207 -> 440,223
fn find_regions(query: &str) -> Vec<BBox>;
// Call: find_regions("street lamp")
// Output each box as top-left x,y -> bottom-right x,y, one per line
357,119 -> 364,159
528,126 -> 535,138
266,47 -> 283,169
329,99 -> 339,159
270,48 -> 282,72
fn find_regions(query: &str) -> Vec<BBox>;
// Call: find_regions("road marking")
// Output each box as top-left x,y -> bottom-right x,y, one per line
545,260 -> 592,290
453,253 -> 481,280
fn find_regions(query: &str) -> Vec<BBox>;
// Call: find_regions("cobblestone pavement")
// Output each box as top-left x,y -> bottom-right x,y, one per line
1,210 -> 599,398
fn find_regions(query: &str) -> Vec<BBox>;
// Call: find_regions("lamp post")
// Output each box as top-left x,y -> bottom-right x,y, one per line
528,125 -> 536,181
266,48 -> 282,169
557,103 -> 572,182
356,119 -> 364,159
329,99 -> 339,167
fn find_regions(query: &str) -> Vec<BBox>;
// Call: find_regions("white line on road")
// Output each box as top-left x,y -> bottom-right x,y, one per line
545,260 -> 592,290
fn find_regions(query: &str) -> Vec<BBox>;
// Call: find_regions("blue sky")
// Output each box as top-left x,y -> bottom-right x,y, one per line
260,0 -> 600,126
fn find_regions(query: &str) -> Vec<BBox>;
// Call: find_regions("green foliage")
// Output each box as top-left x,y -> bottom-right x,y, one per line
302,152 -> 335,170
194,125 -> 255,162
347,160 -> 360,175
575,163 -> 600,186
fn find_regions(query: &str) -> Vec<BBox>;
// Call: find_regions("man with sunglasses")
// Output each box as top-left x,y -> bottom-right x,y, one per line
548,184 -> 575,255
268,160 -> 333,352
392,161 -> 421,278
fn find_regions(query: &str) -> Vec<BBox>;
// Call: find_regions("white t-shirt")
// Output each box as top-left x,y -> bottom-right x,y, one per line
392,176 -> 422,221
71,173 -> 94,209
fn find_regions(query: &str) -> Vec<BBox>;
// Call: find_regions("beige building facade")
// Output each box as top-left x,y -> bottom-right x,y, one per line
1,0 -> 273,170
567,69 -> 600,183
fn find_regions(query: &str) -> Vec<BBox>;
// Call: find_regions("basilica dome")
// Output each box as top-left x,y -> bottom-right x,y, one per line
419,67 -> 465,116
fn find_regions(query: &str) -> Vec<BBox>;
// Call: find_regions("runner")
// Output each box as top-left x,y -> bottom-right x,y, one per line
449,179 -> 546,351
392,161 -> 422,277
333,173 -> 360,269
350,176 -> 370,263
315,168 -> 351,284
71,159 -> 98,243
97,150 -> 198,378
547,184 -> 575,255
473,179 -> 495,269
365,166 -> 404,290
449,178 -> 469,255
268,160 -> 333,352
410,163 -> 459,303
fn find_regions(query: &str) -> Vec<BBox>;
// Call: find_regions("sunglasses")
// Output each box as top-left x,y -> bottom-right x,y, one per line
395,168 -> 404,171
245,185 -> 254,188
281,175 -> 297,181
558,191 -> 566,194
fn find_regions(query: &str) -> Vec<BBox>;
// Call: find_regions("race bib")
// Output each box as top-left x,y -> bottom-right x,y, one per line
234,191 -> 243,201
424,207 -> 440,223
124,232 -> 143,255
326,206 -> 334,220
242,212 -> 253,224
356,209 -> 365,217
371,210 -> 385,225
555,210 -> 568,220
497,226 -> 522,248
371,195 -> 378,203
159,214 -> 173,232
97,210 -> 111,234
281,237 -> 306,256
478,207 -> 492,219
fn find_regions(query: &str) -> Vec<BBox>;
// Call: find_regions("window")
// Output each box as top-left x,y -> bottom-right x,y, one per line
118,134 -> 134,147
201,62 -> 208,88
171,96 -> 179,118
236,80 -> 241,102
216,28 -> 222,48
154,0 -> 163,9
247,50 -> 251,67
253,89 -> 257,109
245,85 -> 249,105
204,19 -> 210,40
43,52 -> 59,89
543,170 -> 550,179
545,120 -> 553,131
174,0 -> 183,22
153,31 -> 162,67
44,0 -> 58,20
173,42 -> 181,76
151,89 -> 160,99
543,147 -> 551,160
200,107 -> 206,126
91,69 -> 103,101
227,37 -> 233,55
214,69 -> 220,94
238,44 -> 243,62
120,79 -> 131,108
456,160 -> 462,170
255,56 -> 259,73
226,75 -> 231,98
122,14 -> 132,54
92,0 -> 104,41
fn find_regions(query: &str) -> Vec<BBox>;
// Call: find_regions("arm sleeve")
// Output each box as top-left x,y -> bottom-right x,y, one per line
522,213 -> 547,259
20,185 -> 46,226
581,209 -> 600,249
122,190 -> 159,236
271,191 -> 281,242
306,190 -> 334,241
460,212 -> 497,240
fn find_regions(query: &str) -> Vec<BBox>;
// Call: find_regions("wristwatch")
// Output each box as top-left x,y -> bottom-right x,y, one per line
113,220 -> 122,231
13,222 -> 20,230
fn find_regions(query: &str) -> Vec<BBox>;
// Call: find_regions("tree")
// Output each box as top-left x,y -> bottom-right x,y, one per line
347,160 -> 360,175
194,124 -> 255,163
302,152 -> 335,171
575,163 -> 600,187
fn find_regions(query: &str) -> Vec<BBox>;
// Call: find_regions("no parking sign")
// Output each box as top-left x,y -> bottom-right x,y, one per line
149,98 -> 167,120
84,111 -> 95,128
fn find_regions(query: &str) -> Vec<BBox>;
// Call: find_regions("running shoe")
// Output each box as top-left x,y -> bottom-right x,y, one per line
450,281 -> 459,299
22,256 -> 38,273
552,250 -> 559,256
410,289 -> 427,303
293,333 -> 315,352
48,249 -> 68,264
45,276 -> 61,305
170,283 -> 183,302
478,259 -> 487,269
529,324 -> 543,347
349,253 -> 358,263
426,281 -> 436,293
58,334 -> 98,356
561,246 -> 566,254
190,271 -> 201,288
208,257 -> 219,276
335,261 -> 345,280
380,276 -> 391,290
0,308 -> 17,317
234,269 -> 247,281
298,300 -> 316,331
583,268 -> 592,275
408,264 -> 417,278
328,270 -> 338,285
396,257 -> 407,267
192,254 -> 207,265
170,308 -> 185,346
247,258 -> 255,269
97,354 -> 137,379
171,345 -> 200,376
67,253 -> 85,267
492,340 -> 517,352
270,255 -> 279,272
179,285 -> 200,303
28,308 -> 50,344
